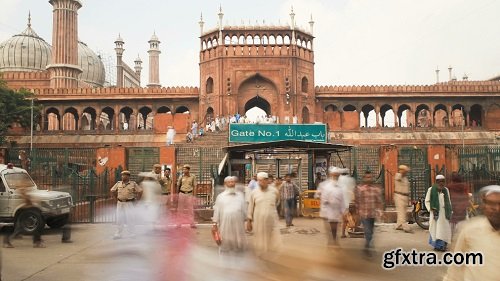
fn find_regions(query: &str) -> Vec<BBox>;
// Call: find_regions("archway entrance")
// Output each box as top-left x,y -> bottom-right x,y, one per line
237,74 -> 278,120
244,96 -> 271,123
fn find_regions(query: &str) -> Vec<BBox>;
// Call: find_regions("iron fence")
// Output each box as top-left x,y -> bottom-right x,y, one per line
176,147 -> 225,208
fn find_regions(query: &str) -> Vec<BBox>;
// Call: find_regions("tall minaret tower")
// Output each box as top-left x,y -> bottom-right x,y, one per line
47,0 -> 82,88
114,34 -> 125,87
134,55 -> 143,85
147,32 -> 161,88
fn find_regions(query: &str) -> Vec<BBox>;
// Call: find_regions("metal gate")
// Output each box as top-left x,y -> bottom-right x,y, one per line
458,146 -> 500,202
126,147 -> 160,181
398,147 -> 430,202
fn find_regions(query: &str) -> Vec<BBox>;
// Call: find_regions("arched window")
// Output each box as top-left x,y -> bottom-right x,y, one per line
246,35 -> 253,45
176,106 -> 190,114
284,35 -> 290,45
301,77 -> 309,93
206,77 -> 214,94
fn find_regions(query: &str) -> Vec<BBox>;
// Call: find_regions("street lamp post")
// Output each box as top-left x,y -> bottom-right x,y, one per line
30,97 -> 34,153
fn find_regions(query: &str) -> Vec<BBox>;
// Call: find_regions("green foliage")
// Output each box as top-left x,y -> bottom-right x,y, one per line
0,80 -> 39,145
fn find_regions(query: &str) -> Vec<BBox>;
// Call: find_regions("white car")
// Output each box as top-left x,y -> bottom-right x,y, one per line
0,164 -> 73,234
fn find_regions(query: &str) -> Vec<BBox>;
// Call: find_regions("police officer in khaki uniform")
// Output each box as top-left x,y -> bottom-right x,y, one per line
162,167 -> 173,195
110,171 -> 142,239
176,164 -> 196,227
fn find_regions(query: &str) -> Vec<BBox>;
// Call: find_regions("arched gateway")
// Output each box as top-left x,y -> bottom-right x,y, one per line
238,74 -> 278,119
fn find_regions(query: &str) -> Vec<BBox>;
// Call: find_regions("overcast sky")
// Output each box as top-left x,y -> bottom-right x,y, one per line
1,0 -> 499,87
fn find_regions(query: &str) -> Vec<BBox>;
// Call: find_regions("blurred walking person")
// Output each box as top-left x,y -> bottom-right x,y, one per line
425,174 -> 452,251
212,176 -> 247,256
394,165 -> 413,233
110,171 -> 142,239
176,164 -> 197,228
316,167 -> 345,247
280,174 -> 300,227
338,168 -> 356,208
444,185 -> 500,281
355,171 -> 383,257
3,164 -> 45,248
246,172 -> 282,257
447,172 -> 469,232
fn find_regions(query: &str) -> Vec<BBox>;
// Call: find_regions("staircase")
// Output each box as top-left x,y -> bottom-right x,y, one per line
177,130 -> 229,148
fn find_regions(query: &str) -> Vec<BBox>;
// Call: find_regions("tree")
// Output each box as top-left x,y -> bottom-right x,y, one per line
0,80 -> 39,145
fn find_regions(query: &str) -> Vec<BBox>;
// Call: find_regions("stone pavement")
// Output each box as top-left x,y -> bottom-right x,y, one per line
0,218 -> 448,281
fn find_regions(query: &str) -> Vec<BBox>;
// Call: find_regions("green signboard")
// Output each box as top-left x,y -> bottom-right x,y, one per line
229,124 -> 327,143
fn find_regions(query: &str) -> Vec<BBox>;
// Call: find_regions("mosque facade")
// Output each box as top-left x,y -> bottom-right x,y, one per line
0,0 -> 499,149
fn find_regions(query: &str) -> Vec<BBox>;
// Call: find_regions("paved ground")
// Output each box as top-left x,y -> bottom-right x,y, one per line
1,218 -> 448,281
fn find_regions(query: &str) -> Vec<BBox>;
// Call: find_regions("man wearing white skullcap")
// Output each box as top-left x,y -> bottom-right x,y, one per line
247,171 -> 282,256
316,166 -> 345,246
212,176 -> 247,255
444,185 -> 500,281
256,172 -> 268,180
425,174 -> 452,251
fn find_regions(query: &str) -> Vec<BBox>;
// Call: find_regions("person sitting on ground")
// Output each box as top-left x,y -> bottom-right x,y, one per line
186,132 -> 193,143
341,203 -> 364,238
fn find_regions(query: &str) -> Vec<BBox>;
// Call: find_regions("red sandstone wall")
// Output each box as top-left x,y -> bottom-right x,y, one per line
324,112 -> 341,130
445,147 -> 460,174
485,104 -> 500,130
427,145 -> 446,180
173,114 -> 191,134
95,147 -> 126,175
154,113 -> 173,133
342,111 -> 360,130
380,146 -> 398,204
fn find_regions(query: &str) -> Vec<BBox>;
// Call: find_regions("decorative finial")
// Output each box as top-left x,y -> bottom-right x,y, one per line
28,11 -> 31,28
200,12 -> 203,21
290,6 -> 295,16
219,4 -> 222,13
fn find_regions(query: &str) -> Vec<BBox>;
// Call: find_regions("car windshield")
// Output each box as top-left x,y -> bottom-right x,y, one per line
4,173 -> 36,190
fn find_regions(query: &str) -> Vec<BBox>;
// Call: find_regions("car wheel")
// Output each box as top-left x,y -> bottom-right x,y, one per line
16,209 -> 44,235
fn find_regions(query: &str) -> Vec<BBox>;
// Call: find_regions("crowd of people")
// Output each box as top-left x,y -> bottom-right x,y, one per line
108,163 -> 499,280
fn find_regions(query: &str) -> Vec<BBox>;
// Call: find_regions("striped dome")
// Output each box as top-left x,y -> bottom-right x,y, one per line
78,41 -> 105,87
0,25 -> 51,72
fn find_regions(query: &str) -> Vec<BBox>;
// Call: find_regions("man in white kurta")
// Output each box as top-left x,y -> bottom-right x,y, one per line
246,172 -> 282,256
444,185 -> 500,281
425,174 -> 452,251
212,176 -> 247,254
316,167 -> 345,246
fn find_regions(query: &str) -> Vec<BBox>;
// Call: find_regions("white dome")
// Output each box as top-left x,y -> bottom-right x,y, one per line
0,25 -> 51,72
78,41 -> 105,87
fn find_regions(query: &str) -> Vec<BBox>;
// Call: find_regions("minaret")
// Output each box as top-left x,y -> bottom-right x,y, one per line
134,54 -> 143,85
199,13 -> 205,36
290,7 -> 296,45
114,34 -> 124,87
309,14 -> 315,35
47,0 -> 82,89
218,6 -> 224,45
147,32 -> 161,88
